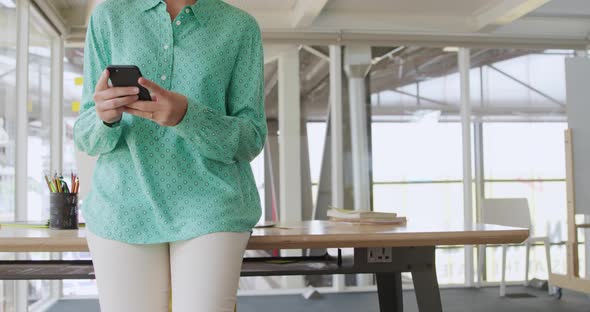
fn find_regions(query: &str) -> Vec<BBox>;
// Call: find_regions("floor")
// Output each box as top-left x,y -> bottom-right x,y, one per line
46,286 -> 589,312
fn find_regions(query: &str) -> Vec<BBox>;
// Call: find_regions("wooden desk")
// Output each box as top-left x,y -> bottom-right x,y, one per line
0,221 -> 528,312
0,220 -> 527,251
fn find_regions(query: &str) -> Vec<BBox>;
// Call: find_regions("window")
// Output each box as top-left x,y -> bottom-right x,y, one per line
372,122 -> 465,284
483,122 -> 567,281
27,9 -> 52,222
0,1 -> 16,223
370,46 -> 465,284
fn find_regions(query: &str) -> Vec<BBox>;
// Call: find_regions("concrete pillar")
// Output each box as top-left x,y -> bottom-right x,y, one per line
278,46 -> 305,288
264,120 -> 279,222
344,45 -> 372,212
459,47 -> 474,287
344,45 -> 373,287
278,46 -> 302,224
330,45 -> 344,211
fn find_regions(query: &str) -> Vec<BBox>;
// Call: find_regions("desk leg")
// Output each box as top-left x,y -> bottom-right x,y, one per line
412,269 -> 442,312
376,272 -> 403,312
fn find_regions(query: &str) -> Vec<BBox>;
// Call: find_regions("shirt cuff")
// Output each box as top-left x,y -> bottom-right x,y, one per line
96,115 -> 123,139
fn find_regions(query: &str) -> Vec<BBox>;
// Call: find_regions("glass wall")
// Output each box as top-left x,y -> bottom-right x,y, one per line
28,8 -> 52,222
472,49 -> 571,283
26,5 -> 54,308
0,1 -> 17,309
367,47 -> 572,285
62,51 -> 83,187
0,0 -> 17,223
0,1 -> 60,309
370,46 -> 465,284
483,122 -> 567,282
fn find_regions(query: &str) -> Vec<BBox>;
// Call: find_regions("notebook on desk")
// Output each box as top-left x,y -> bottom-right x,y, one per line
0,221 -> 86,228
327,206 -> 407,225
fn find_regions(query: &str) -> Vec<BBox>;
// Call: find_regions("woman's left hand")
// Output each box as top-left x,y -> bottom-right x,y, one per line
123,77 -> 188,126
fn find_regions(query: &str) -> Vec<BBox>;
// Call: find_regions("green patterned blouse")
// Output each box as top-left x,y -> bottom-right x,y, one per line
74,0 -> 266,244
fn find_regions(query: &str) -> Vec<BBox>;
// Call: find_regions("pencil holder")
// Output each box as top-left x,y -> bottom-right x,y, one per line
49,193 -> 79,230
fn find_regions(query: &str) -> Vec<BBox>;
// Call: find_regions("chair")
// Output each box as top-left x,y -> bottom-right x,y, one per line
477,198 -> 552,296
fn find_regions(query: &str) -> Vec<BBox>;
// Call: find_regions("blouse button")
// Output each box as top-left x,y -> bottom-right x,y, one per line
161,74 -> 167,81
185,8 -> 190,13
176,20 -> 181,26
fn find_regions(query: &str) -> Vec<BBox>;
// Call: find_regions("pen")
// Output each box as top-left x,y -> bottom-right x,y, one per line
57,178 -> 62,193
44,174 -> 56,193
44,172 -> 80,193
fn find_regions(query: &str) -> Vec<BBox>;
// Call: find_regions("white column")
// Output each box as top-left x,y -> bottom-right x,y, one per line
459,47 -> 474,287
329,45 -> 346,291
330,45 -> 344,211
15,0 -> 30,311
344,45 -> 372,287
344,45 -> 371,212
278,46 -> 302,224
15,0 -> 29,224
474,119 -> 485,286
278,46 -> 304,288
50,35 -> 64,300
50,37 -> 63,175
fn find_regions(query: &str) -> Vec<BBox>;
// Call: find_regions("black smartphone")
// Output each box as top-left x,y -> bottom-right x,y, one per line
106,65 -> 152,101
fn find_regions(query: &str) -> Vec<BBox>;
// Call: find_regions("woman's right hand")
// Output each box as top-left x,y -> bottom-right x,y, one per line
93,69 -> 140,123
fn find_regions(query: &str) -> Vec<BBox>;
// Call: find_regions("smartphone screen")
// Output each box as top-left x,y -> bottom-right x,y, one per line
106,65 -> 152,101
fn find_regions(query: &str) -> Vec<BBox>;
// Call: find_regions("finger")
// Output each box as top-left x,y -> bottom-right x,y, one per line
102,107 -> 125,123
126,100 -> 157,112
95,69 -> 109,92
98,95 -> 139,111
97,86 -> 140,101
138,77 -> 164,94
123,107 -> 154,120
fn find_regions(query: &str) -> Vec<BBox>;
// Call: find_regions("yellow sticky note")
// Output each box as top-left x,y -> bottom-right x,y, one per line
72,101 -> 80,112
74,77 -> 83,86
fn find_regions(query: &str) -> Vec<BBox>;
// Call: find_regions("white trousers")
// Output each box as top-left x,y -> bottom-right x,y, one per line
86,229 -> 251,312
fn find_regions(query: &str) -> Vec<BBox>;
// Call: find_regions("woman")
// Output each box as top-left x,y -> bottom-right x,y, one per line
73,0 -> 266,310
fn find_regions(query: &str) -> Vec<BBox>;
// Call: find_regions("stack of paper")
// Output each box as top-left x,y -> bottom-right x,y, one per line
327,206 -> 407,225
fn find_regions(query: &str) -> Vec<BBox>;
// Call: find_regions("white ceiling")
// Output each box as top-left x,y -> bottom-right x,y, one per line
531,0 -> 590,16
492,0 -> 590,41
34,0 -> 590,48
225,0 -> 297,10
323,0 -> 494,16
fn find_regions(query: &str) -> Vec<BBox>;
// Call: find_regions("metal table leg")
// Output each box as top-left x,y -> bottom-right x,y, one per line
376,272 -> 404,312
412,269 -> 442,312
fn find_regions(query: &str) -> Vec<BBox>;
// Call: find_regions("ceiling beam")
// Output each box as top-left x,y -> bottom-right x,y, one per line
64,28 -> 588,50
261,30 -> 588,50
31,0 -> 68,35
473,0 -> 550,32
291,0 -> 329,28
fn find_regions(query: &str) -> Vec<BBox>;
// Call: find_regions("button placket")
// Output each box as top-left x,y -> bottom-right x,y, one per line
160,8 -> 174,91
